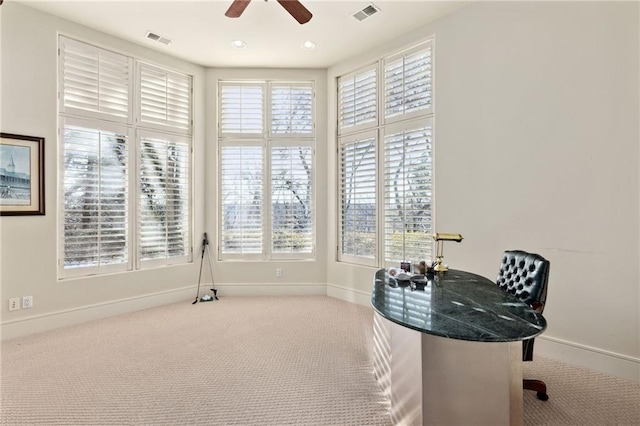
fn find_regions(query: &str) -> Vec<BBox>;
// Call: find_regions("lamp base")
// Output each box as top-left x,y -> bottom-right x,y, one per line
433,257 -> 448,272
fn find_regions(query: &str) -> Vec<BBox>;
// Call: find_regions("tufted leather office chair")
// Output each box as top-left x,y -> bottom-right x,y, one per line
497,250 -> 550,401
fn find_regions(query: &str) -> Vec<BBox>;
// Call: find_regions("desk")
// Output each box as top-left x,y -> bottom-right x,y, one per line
371,269 -> 546,425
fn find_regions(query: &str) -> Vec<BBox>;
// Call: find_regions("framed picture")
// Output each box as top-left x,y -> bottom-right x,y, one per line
0,133 -> 45,216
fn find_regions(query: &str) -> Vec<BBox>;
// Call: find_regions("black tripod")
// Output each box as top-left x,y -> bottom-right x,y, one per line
193,233 -> 218,304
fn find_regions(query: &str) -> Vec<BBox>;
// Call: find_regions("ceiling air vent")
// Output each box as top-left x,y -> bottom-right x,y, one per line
145,31 -> 172,46
353,3 -> 380,21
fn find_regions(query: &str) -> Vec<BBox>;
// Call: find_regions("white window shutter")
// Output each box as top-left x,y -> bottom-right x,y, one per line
139,133 -> 190,262
219,84 -> 264,135
270,84 -> 314,136
271,146 -> 313,254
220,146 -> 264,254
339,133 -> 377,263
60,37 -> 131,121
384,42 -> 433,121
338,65 -> 377,133
383,119 -> 433,264
139,64 -> 192,132
62,122 -> 129,273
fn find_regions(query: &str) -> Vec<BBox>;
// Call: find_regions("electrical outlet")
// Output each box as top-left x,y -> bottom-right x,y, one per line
22,296 -> 33,309
9,298 -> 20,311
276,268 -> 282,277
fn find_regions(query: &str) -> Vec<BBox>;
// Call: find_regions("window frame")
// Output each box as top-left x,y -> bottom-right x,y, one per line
383,41 -> 434,126
58,116 -> 135,279
337,129 -> 379,267
136,129 -> 193,270
382,117 -> 434,266
336,39 -> 435,269
136,62 -> 193,135
58,35 -> 194,278
59,36 -> 134,124
337,63 -> 378,136
217,80 -> 316,261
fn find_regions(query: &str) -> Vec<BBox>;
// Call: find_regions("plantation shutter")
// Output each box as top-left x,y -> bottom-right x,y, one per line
220,146 -> 264,255
339,132 -> 377,263
383,119 -> 434,264
271,146 -> 313,255
62,121 -> 129,275
139,133 -> 190,263
139,64 -> 192,132
384,42 -> 433,121
338,65 -> 377,133
270,84 -> 314,135
219,84 -> 264,135
59,37 -> 131,122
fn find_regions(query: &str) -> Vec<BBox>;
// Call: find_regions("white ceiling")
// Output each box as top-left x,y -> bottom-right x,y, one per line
17,0 -> 466,68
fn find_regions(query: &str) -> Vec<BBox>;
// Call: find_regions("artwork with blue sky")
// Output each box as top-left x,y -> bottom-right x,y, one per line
0,144 -> 31,176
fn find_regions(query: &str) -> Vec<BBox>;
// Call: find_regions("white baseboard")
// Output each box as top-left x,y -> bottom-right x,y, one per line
1,282 -> 326,340
327,285 -> 640,384
1,285 -> 195,341
326,283 -> 371,307
537,335 -> 640,383
214,282 -> 326,297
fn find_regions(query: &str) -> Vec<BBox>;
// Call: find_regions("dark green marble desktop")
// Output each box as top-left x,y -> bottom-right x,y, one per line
371,269 -> 547,342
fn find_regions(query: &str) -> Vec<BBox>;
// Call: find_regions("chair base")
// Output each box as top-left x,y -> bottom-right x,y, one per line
524,379 -> 548,401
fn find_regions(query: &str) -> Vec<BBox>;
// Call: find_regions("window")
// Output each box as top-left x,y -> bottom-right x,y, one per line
59,37 -> 192,277
338,65 -> 377,134
271,146 -> 313,254
139,63 -> 192,132
383,120 -> 433,263
220,146 -> 264,256
384,45 -> 433,121
138,132 -> 191,265
337,40 -> 434,267
339,131 -> 377,265
218,81 -> 315,260
60,38 -> 132,121
61,119 -> 131,274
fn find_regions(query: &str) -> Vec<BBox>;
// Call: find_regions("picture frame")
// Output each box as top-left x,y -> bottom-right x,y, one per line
0,133 -> 45,216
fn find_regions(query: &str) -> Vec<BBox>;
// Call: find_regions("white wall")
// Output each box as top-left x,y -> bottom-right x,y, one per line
0,2 -> 206,338
327,1 -> 640,381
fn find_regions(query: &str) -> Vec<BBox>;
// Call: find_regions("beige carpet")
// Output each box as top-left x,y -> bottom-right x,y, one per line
522,356 -> 640,425
1,296 -> 390,425
1,296 -> 638,425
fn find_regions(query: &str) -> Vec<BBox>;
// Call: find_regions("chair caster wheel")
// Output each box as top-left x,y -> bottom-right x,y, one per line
537,392 -> 549,401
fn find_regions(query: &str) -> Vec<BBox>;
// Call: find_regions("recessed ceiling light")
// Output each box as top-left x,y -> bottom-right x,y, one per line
231,40 -> 247,49
301,41 -> 316,50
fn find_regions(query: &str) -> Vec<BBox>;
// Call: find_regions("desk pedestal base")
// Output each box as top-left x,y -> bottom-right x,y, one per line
374,313 -> 523,426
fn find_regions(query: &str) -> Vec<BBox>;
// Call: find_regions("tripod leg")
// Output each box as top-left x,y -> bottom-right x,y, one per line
205,244 -> 218,300
193,247 -> 206,304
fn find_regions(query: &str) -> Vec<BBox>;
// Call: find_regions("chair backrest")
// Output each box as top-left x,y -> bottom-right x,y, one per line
497,250 -> 550,310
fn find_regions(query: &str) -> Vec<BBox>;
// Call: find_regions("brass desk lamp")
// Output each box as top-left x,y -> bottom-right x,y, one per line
433,233 -> 463,272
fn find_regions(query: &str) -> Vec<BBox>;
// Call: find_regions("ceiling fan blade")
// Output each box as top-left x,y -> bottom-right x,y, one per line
277,0 -> 312,25
225,0 -> 252,18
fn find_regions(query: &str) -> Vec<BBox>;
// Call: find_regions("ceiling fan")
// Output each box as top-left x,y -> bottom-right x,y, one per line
225,0 -> 313,25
